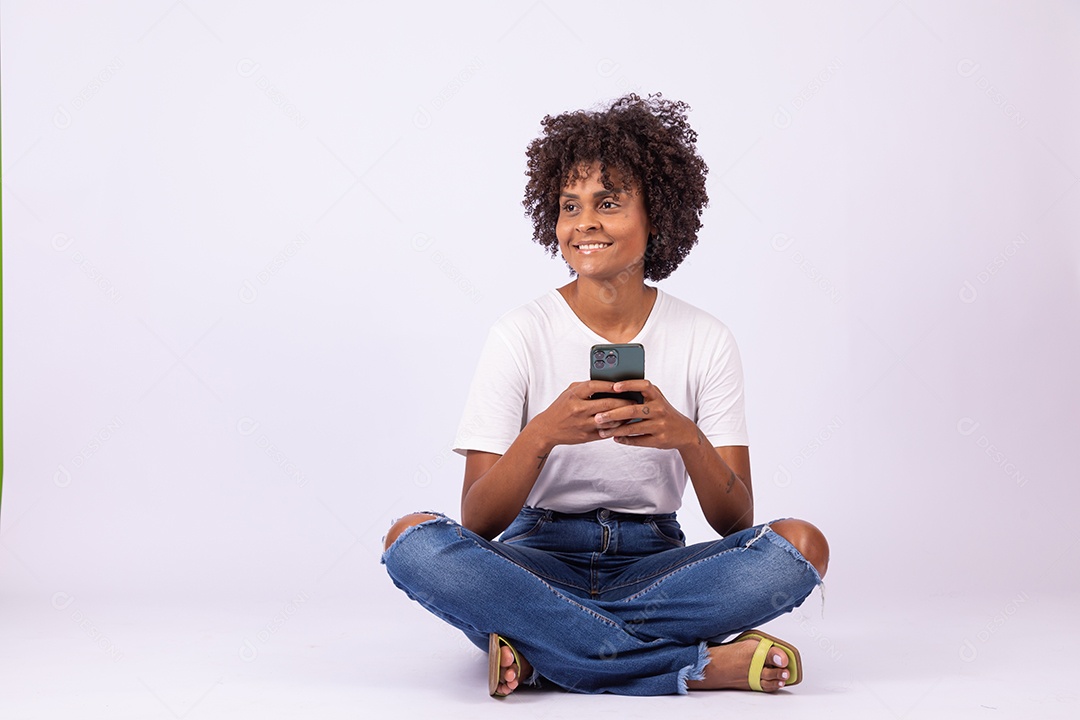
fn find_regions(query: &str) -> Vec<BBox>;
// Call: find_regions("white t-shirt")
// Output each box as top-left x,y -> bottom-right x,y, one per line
453,288 -> 749,514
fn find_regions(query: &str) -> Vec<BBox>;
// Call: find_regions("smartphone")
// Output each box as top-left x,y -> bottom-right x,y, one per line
589,343 -> 645,404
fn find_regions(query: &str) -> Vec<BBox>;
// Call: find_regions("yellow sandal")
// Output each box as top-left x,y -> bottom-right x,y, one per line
488,633 -> 523,697
732,630 -> 802,690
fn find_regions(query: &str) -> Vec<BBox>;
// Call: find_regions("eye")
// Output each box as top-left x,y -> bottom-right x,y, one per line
600,200 -> 619,209
561,202 -> 577,213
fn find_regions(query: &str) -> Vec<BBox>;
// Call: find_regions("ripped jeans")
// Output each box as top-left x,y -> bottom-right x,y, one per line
381,507 -> 821,696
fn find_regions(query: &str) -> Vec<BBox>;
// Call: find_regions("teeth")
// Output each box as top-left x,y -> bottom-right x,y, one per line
577,243 -> 610,250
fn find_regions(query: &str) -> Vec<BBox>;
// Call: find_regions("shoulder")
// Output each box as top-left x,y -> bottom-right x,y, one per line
655,289 -> 736,344
489,289 -> 567,338
477,290 -> 568,363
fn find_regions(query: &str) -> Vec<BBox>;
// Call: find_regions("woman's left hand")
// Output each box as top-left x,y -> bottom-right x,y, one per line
592,379 -> 700,451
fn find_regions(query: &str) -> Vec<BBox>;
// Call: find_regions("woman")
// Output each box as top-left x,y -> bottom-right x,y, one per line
382,94 -> 828,697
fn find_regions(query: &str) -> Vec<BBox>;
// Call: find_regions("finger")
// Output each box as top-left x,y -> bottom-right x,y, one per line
594,402 -> 652,426
611,432 -> 653,446
577,380 -> 627,397
585,398 -> 636,417
598,418 -> 652,439
579,379 -> 654,402
610,378 -> 655,396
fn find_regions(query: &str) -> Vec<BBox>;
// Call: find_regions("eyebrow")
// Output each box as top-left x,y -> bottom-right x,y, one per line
560,188 -> 626,199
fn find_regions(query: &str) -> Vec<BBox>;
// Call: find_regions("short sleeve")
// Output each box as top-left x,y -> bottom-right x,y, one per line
694,325 -> 750,447
453,323 -> 529,456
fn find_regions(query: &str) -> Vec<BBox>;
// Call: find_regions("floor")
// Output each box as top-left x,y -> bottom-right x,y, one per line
2,575 -> 1075,719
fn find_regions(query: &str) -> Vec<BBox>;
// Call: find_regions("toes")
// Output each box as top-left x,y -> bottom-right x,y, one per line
501,645 -> 516,668
768,649 -> 789,669
496,642 -> 533,694
758,666 -> 791,691
500,645 -> 519,684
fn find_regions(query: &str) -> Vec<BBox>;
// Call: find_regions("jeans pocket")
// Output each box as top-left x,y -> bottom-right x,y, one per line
499,512 -> 548,544
647,518 -> 686,548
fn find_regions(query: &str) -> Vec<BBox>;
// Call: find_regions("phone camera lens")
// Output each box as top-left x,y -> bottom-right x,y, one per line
593,359 -> 606,370
605,352 -> 617,366
592,350 -> 605,362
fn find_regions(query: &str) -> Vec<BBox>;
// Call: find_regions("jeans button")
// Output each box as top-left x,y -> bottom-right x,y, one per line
599,509 -> 609,520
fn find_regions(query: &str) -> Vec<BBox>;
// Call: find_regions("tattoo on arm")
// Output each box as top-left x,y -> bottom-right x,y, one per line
697,430 -> 706,446
724,469 -> 738,494
536,453 -> 550,470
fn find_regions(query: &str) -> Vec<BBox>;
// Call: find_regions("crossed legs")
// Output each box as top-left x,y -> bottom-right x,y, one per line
383,513 -> 828,695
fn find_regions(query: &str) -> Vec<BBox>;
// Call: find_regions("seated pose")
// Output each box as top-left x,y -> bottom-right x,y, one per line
382,93 -> 829,698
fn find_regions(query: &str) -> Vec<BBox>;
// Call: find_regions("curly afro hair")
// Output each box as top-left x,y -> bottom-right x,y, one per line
523,93 -> 709,281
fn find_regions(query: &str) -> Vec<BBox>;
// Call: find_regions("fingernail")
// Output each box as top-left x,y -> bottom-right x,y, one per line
598,431 -> 609,439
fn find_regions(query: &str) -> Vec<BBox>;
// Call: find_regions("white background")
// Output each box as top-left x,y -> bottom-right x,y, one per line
2,1 -> 1078,717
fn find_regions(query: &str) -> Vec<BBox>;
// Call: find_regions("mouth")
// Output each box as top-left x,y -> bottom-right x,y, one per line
573,242 -> 612,254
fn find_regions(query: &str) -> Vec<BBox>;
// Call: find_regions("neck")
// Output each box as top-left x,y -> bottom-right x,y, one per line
559,277 -> 657,344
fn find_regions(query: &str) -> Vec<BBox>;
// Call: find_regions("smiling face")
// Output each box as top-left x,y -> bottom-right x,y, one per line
555,163 -> 654,285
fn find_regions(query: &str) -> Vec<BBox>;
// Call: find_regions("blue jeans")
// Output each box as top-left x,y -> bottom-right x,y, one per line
381,507 -> 822,696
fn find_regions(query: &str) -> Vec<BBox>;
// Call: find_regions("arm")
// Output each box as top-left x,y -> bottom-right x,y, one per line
592,379 -> 754,536
460,426 -> 552,541
460,381 -> 634,540
679,440 -> 754,536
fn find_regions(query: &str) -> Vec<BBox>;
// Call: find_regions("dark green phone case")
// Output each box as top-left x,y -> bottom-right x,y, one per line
589,343 -> 645,404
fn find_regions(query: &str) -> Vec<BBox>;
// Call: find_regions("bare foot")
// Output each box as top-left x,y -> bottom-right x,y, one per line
686,637 -> 792,692
494,643 -> 533,696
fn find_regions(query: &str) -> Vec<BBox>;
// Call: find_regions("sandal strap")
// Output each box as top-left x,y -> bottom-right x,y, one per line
489,634 -> 522,698
747,637 -> 773,692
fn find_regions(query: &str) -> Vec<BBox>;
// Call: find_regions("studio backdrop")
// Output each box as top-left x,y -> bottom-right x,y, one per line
2,0 -> 1077,636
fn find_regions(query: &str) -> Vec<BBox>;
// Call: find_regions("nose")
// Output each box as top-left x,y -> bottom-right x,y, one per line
576,207 -> 599,233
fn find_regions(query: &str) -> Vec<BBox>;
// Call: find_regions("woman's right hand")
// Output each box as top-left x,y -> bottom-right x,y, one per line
461,381 -> 634,539
529,380 -> 637,447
